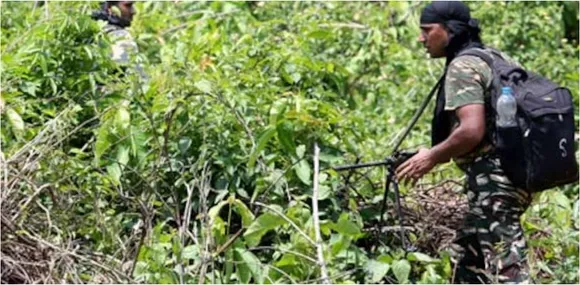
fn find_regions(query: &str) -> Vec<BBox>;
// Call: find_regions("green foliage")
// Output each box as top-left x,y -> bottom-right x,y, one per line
2,1 -> 578,284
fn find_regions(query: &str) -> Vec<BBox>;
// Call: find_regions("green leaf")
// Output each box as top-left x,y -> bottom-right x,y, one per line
235,249 -> 251,283
419,264 -> 442,284
269,98 -> 290,126
276,121 -> 296,155
182,245 -> 199,260
178,137 -> 192,154
151,91 -> 169,113
248,126 -> 276,169
244,212 -> 287,247
106,163 -> 122,185
332,214 -> 361,237
20,81 -> 39,96
89,73 -> 97,95
208,200 -> 229,224
115,106 -> 131,132
296,144 -> 306,158
549,190 -> 571,210
235,248 -> 263,283
330,234 -> 351,255
407,252 -> 437,263
6,108 -> 24,134
95,124 -> 111,164
318,185 -> 331,200
573,199 -> 580,228
366,259 -> 390,283
116,145 -> 130,166
49,78 -> 57,95
294,159 -> 312,185
392,259 -> 411,284
275,253 -> 298,267
225,249 -> 234,283
130,126 -> 147,161
194,79 -> 212,93
232,199 -> 255,228
39,55 -> 48,74
307,30 -> 331,39
291,72 -> 301,83
377,254 -> 393,264
83,46 -> 93,60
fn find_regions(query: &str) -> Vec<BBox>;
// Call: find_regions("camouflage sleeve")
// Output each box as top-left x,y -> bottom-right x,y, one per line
108,29 -> 138,65
107,28 -> 148,82
444,55 -> 492,111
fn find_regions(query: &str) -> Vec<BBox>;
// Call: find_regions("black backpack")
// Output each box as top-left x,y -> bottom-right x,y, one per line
457,48 -> 578,192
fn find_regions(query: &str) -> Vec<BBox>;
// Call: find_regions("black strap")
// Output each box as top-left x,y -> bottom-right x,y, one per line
457,48 -> 494,68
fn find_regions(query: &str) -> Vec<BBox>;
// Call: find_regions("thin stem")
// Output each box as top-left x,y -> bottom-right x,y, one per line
253,201 -> 316,247
312,142 -> 330,284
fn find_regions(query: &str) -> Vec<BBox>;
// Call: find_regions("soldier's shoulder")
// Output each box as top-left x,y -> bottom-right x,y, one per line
446,52 -> 493,89
449,55 -> 489,72
104,25 -> 132,39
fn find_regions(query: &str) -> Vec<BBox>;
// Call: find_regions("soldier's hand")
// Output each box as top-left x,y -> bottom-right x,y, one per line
395,147 -> 436,186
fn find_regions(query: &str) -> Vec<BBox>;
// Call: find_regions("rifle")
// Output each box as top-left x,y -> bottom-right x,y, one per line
333,151 -> 416,250
332,76 -> 444,251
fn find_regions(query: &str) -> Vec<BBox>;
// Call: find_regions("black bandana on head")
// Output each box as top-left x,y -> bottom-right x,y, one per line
420,1 -> 483,65
420,1 -> 471,25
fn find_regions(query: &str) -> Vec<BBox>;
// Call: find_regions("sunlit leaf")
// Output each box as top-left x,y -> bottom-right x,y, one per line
232,199 -> 255,228
248,126 -> 276,169
194,79 -> 212,93
6,108 -> 24,134
366,259 -> 390,283
106,163 -> 122,185
244,212 -> 287,247
392,259 -> 411,284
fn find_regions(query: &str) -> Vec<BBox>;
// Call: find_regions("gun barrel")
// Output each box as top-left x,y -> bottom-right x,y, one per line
333,159 -> 393,171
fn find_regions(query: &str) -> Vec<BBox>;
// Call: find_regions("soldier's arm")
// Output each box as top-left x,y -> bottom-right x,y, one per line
428,104 -> 486,164
430,55 -> 490,163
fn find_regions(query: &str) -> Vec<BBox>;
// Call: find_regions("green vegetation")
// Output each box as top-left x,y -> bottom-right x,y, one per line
1,2 -> 578,283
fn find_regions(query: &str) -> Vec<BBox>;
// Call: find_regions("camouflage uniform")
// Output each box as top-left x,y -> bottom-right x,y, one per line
103,24 -> 148,81
445,50 -> 532,284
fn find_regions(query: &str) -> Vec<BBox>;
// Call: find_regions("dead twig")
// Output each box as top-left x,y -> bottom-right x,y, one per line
312,142 -> 330,284
248,246 -> 317,264
319,22 -> 368,29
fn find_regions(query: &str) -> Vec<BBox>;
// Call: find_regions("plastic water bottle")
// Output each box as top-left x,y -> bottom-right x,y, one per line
496,86 -> 518,128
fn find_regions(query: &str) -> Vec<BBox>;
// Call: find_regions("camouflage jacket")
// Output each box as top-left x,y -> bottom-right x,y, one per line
103,24 -> 148,81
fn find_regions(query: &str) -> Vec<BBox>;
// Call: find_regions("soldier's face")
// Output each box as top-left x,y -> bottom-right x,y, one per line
418,23 -> 449,58
109,1 -> 135,25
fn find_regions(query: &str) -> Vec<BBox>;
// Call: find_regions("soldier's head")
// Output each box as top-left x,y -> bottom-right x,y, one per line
92,1 -> 135,28
418,1 -> 481,59
106,1 -> 135,26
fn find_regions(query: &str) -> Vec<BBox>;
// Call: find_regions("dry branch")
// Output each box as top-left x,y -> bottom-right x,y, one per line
312,142 -> 330,284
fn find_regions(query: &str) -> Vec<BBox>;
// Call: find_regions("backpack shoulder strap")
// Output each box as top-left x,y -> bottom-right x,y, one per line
457,48 -> 495,69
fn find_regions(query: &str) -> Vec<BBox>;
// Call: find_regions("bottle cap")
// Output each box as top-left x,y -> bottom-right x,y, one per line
501,86 -> 513,95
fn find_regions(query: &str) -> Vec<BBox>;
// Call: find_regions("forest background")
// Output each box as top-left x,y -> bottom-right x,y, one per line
1,1 -> 579,284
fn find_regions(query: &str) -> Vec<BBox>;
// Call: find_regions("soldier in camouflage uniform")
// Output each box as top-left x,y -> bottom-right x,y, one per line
91,1 -> 147,81
396,2 -> 531,284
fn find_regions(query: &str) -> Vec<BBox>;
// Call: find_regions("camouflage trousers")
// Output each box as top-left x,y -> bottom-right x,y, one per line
452,155 -> 532,284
